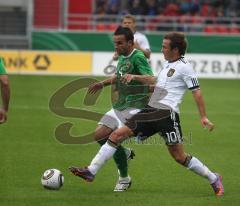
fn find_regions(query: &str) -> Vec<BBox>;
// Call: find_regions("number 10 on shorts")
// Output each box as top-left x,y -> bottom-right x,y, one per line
166,131 -> 181,144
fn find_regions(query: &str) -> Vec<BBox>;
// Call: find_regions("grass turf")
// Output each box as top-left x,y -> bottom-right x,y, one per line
0,75 -> 240,206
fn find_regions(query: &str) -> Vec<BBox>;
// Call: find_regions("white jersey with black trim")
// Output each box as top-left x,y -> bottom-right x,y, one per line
134,31 -> 151,51
148,57 -> 199,113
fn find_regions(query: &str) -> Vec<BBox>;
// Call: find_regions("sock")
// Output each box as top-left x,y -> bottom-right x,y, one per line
187,156 -> 217,184
88,142 -> 117,175
97,138 -> 107,146
98,139 -> 128,178
119,175 -> 131,183
113,146 -> 128,177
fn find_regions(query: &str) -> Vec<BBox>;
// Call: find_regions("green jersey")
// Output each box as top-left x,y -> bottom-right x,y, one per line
113,49 -> 153,111
0,58 -> 7,74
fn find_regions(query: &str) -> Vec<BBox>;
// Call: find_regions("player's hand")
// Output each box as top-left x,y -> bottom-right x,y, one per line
201,117 -> 214,131
87,82 -> 103,94
0,108 -> 7,124
120,74 -> 135,84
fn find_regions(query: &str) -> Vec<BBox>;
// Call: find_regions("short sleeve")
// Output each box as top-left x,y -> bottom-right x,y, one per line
138,35 -> 150,51
134,55 -> 153,76
181,63 -> 199,90
0,58 -> 7,75
135,33 -> 151,51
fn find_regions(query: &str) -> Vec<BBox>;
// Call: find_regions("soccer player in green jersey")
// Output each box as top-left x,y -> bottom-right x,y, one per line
0,58 -> 10,124
70,26 -> 153,191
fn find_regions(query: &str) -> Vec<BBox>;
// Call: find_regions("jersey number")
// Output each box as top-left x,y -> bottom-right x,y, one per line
166,131 -> 180,143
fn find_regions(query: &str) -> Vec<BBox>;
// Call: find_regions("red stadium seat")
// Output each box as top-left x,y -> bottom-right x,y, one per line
204,25 -> 215,33
108,23 -> 118,31
229,26 -> 240,34
96,24 -> 107,31
215,25 -> 229,33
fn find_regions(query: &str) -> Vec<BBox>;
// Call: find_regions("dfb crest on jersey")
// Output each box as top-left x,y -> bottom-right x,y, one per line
167,68 -> 175,77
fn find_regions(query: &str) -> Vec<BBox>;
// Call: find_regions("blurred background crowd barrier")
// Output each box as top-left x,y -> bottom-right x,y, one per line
0,0 -> 239,78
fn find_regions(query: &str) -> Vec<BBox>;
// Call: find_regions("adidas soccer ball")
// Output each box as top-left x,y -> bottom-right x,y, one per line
41,169 -> 64,190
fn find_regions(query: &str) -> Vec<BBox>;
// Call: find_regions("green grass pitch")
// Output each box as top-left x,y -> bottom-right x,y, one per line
1,75 -> 240,206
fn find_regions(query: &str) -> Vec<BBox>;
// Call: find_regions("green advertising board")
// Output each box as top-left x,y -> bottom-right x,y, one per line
32,31 -> 240,54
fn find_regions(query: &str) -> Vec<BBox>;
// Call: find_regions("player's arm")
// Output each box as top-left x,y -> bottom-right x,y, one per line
134,41 -> 151,59
0,74 -> 10,123
140,48 -> 151,59
181,63 -> 214,131
192,89 -> 214,131
88,75 -> 117,94
121,74 -> 156,85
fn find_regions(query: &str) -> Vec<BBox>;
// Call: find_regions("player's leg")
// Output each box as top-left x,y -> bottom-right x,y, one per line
69,109 -> 133,188
94,125 -> 112,144
167,143 -> 216,181
94,124 -> 132,190
69,108 -> 159,185
87,126 -> 134,175
86,107 -> 161,178
163,112 -> 224,196
69,125 -> 134,182
97,109 -> 133,185
167,144 -> 224,196
68,124 -> 113,182
72,126 -> 134,180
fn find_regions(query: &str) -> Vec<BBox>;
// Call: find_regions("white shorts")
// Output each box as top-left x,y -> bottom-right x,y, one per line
98,108 -> 140,130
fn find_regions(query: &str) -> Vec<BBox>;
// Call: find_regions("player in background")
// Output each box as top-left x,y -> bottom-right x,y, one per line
113,14 -> 151,60
0,58 -> 10,124
70,26 -> 153,191
69,32 -> 224,196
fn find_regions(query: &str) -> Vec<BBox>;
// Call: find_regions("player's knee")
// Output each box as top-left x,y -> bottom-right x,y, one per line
93,131 -> 102,141
93,126 -> 112,142
109,130 -> 122,144
93,131 -> 107,146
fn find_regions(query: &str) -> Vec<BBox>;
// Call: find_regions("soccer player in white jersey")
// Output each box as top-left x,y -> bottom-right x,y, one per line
113,14 -> 151,60
122,14 -> 151,59
69,32 -> 224,196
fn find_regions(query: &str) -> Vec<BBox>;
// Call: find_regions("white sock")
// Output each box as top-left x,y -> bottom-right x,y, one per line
88,142 -> 117,175
187,156 -> 217,184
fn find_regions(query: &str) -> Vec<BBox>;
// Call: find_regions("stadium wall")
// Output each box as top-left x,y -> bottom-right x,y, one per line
1,50 -> 239,78
32,31 -> 240,54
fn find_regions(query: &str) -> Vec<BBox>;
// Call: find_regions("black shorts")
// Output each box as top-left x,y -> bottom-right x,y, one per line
125,106 -> 183,145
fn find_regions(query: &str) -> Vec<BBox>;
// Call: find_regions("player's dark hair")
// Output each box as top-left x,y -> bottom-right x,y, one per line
114,26 -> 134,43
164,32 -> 187,56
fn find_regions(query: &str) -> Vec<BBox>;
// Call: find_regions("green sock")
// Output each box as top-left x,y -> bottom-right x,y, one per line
97,139 -> 128,178
113,145 -> 128,178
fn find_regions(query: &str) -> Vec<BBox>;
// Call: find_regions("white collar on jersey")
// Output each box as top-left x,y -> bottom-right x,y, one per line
168,56 -> 185,63
123,48 -> 137,58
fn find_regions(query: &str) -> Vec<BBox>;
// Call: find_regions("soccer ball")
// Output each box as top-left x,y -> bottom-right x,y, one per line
41,169 -> 64,190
